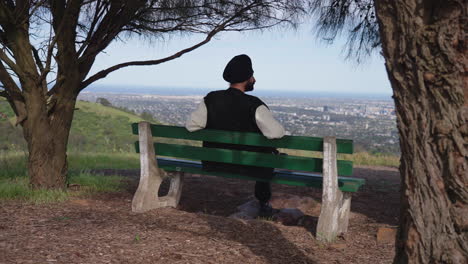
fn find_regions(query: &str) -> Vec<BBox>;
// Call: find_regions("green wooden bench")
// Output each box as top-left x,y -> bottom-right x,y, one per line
131,122 -> 365,242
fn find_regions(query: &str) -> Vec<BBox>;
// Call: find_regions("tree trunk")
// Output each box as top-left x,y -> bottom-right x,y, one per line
374,0 -> 467,262
21,84 -> 77,189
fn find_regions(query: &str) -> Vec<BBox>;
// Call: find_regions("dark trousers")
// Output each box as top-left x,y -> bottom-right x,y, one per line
202,142 -> 277,204
202,161 -> 274,204
255,181 -> 271,204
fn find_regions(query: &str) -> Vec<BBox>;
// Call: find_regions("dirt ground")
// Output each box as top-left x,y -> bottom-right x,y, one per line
0,166 -> 400,264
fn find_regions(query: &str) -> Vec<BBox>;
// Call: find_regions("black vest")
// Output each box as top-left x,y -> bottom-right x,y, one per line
202,88 -> 275,176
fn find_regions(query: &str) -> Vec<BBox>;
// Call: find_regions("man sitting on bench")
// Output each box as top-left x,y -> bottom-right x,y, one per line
185,54 -> 285,217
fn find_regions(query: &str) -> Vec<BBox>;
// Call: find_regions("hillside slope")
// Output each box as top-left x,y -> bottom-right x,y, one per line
0,99 -> 148,152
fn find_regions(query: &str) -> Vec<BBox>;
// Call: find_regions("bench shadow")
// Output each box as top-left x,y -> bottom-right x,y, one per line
113,165 -> 399,230
155,176 -> 318,263
349,167 -> 400,226
198,214 -> 318,264
124,209 -> 318,264
162,166 -> 399,227
261,167 -> 400,226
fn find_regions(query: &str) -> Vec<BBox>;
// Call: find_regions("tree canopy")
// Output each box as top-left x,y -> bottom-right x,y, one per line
308,0 -> 379,61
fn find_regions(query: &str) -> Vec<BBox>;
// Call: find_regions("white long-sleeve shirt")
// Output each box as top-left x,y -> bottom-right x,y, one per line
185,101 -> 285,139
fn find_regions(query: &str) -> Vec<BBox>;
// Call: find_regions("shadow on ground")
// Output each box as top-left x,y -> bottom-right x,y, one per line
95,165 -> 400,227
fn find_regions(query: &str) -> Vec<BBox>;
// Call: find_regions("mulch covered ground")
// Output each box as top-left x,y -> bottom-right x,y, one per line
0,166 -> 400,264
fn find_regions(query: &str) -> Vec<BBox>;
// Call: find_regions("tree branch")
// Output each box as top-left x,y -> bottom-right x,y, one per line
80,1 -> 261,90
38,35 -> 57,84
0,19 -> 16,57
31,44 -> 45,72
0,1 -> 14,24
50,0 -> 66,31
29,0 -> 47,17
76,0 -> 107,56
0,60 -> 26,125
77,0 -> 145,68
0,88 -> 7,98
0,47 -> 20,75
0,61 -> 21,97
80,27 -> 220,90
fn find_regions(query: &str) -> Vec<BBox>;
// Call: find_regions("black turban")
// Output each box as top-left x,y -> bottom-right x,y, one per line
223,54 -> 254,83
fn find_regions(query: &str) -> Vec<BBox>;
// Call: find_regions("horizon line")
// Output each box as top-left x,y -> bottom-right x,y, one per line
84,84 -> 393,97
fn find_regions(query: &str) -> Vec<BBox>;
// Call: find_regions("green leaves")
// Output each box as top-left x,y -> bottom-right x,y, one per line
309,0 -> 380,62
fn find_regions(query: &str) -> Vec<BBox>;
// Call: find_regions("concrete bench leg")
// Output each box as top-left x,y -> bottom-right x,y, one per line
132,122 -> 184,213
316,136 -> 352,242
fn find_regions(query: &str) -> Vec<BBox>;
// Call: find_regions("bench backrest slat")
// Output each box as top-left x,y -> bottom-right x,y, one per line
131,123 -> 353,154
134,142 -> 353,176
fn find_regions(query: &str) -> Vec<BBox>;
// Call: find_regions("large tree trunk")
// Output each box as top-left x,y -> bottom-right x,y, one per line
374,0 -> 467,262
21,83 -> 77,189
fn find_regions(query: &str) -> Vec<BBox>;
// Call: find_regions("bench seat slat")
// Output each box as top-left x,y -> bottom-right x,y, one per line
135,142 -> 353,176
132,123 -> 353,154
156,158 -> 364,192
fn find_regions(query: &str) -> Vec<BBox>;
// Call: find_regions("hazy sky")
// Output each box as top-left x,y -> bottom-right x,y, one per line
88,26 -> 392,95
